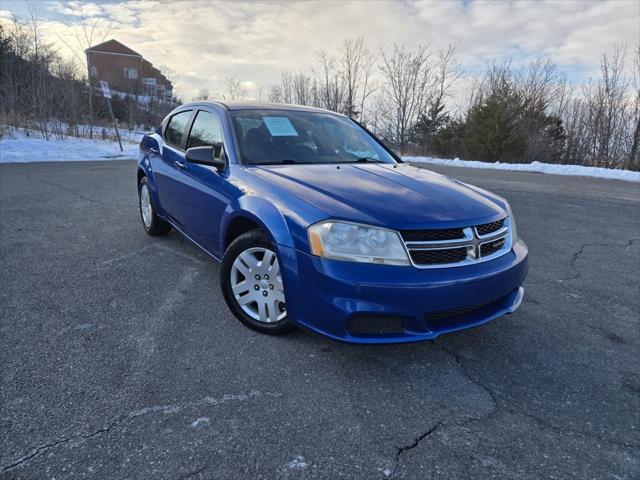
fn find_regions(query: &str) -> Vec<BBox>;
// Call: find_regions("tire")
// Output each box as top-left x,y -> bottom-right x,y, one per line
220,229 -> 293,335
138,176 -> 171,236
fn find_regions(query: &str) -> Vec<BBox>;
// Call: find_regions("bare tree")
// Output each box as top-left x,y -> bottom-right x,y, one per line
378,44 -> 434,152
223,76 -> 248,101
596,45 -> 629,166
315,51 -> 345,112
268,84 -> 284,103
25,3 -> 54,139
516,58 -> 566,162
55,2 -> 111,138
339,37 -> 376,120
431,43 -> 463,116
256,83 -> 266,102
411,42 -> 463,152
628,45 -> 640,169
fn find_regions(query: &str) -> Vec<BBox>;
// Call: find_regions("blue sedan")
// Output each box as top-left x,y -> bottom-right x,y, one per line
137,101 -> 528,344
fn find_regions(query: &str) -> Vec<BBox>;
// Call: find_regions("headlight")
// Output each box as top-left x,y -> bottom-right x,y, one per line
308,221 -> 410,265
506,202 -> 518,243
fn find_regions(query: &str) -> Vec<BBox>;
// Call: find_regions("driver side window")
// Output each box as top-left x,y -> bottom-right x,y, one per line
186,111 -> 224,149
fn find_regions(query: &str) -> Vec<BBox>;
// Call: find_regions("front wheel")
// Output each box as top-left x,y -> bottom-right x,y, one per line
220,229 -> 293,334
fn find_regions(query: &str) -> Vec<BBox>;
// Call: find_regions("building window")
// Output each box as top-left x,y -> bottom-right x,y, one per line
143,77 -> 156,85
90,66 -> 97,77
124,68 -> 138,79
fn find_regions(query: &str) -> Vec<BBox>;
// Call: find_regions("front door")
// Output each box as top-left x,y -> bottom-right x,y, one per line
179,109 -> 231,255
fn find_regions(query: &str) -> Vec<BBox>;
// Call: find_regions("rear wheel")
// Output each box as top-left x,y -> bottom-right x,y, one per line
138,176 -> 171,236
220,229 -> 293,334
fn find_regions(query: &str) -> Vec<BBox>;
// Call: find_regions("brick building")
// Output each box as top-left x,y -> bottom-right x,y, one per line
85,39 -> 175,103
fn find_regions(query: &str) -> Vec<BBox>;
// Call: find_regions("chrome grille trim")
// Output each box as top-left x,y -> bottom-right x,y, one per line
404,227 -> 474,248
403,217 -> 512,269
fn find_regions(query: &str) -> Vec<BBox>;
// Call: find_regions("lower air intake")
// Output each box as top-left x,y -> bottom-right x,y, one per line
347,315 -> 405,335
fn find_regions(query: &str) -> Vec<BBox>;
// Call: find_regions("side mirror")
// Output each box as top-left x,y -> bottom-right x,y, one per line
185,145 -> 226,171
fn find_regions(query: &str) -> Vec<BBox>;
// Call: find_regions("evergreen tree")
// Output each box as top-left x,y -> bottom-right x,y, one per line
463,89 -> 527,162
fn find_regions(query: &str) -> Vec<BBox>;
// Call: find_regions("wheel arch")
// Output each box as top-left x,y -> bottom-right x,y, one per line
221,197 -> 295,253
136,158 -> 166,218
137,167 -> 145,186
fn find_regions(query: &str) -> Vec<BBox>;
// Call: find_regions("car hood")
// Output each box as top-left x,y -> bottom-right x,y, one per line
251,163 -> 505,229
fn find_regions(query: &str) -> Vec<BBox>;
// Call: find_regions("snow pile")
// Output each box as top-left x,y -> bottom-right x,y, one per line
0,129 -> 141,163
404,156 -> 640,182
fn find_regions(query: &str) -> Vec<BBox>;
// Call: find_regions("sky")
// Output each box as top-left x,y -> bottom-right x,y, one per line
1,0 -> 638,101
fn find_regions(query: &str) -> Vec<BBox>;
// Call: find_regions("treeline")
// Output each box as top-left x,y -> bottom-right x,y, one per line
265,39 -> 640,171
0,17 -> 173,140
1,11 -> 638,170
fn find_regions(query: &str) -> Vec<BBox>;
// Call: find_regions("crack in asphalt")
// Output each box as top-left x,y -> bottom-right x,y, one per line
1,391 -> 278,473
435,341 -> 501,419
394,421 -> 443,464
392,338 -> 639,475
518,410 -> 640,450
390,342 -> 500,476
176,465 -> 207,480
563,238 -> 640,281
0,416 -> 126,473
441,342 -> 640,446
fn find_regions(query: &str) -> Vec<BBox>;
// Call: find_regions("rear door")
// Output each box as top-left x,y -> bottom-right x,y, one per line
180,109 -> 231,255
155,109 -> 194,228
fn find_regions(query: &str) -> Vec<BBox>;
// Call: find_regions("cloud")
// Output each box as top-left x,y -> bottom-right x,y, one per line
46,0 -> 104,18
7,0 -> 640,100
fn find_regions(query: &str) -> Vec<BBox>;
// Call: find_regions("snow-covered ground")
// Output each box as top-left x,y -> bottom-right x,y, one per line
404,156 -> 640,182
0,129 -> 141,163
1,130 -> 638,182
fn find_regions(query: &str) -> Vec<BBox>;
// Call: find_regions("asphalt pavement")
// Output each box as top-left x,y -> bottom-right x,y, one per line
1,160 -> 638,479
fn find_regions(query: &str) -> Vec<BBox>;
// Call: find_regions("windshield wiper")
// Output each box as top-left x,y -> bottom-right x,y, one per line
280,159 -> 298,164
355,157 -> 381,163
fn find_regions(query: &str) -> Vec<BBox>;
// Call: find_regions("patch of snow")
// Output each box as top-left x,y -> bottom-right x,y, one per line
285,456 -> 308,470
191,417 -> 210,428
404,156 -> 640,182
0,129 -> 142,163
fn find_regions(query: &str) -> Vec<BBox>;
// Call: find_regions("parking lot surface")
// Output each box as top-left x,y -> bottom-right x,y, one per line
1,160 -> 638,479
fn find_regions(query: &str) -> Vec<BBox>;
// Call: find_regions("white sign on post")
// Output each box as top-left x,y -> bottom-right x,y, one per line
100,80 -> 111,99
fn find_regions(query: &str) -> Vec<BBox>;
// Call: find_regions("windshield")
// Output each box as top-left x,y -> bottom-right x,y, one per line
229,109 -> 397,165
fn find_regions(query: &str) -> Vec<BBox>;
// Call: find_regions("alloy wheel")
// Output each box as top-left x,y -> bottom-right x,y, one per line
230,247 -> 286,323
140,183 -> 152,228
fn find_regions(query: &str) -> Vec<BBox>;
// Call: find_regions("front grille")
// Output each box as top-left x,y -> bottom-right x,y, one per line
401,228 -> 465,242
401,217 -> 510,268
347,315 -> 405,335
410,248 -> 468,265
480,238 -> 506,257
476,218 -> 505,236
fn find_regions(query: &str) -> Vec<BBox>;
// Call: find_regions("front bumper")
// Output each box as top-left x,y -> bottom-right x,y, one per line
277,239 -> 529,344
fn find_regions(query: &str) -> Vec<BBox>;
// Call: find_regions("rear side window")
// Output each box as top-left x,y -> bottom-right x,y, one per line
164,110 -> 192,148
186,111 -> 224,149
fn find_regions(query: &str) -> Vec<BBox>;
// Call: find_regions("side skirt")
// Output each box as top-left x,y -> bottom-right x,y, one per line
162,216 -> 223,263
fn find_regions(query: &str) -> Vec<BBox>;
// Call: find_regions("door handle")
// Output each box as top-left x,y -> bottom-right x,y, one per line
149,147 -> 160,155
174,160 -> 187,170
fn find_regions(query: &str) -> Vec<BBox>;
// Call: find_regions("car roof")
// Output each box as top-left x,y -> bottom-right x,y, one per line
186,100 -> 343,116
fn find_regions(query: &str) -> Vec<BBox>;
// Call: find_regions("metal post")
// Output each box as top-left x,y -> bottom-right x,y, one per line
100,81 -> 123,152
106,97 -> 123,152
